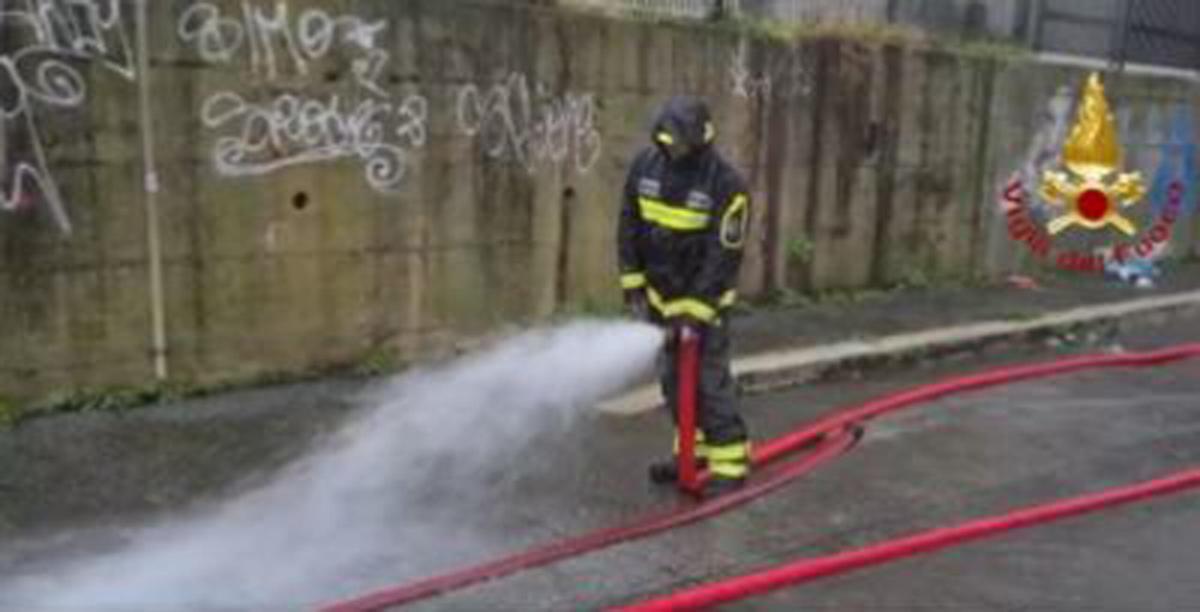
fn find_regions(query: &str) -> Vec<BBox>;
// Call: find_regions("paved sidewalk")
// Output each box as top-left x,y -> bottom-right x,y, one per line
601,261 -> 1200,414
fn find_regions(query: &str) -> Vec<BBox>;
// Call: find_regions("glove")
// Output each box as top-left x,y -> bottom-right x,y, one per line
624,289 -> 650,321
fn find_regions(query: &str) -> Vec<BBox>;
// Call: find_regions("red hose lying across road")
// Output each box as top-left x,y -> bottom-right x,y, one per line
752,343 -> 1200,466
323,342 -> 1200,611
320,430 -> 858,612
616,466 -> 1200,611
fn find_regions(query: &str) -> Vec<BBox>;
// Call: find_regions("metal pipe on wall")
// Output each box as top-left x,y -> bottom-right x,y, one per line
136,0 -> 169,381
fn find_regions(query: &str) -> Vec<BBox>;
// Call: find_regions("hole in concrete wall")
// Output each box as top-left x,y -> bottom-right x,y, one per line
292,192 -> 310,211
556,186 -> 576,307
324,70 -> 339,83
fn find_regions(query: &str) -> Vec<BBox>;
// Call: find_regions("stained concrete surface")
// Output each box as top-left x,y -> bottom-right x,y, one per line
7,0 -> 1200,412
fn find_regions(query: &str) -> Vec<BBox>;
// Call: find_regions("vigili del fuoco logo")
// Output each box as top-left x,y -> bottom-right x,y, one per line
1000,72 -> 1185,273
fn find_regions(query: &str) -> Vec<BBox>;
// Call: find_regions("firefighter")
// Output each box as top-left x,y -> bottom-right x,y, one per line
617,96 -> 752,497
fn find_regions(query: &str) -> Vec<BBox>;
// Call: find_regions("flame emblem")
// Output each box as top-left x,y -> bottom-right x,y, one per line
1039,73 -> 1145,235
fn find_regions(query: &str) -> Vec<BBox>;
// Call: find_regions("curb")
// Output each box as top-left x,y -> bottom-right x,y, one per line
598,290 -> 1200,416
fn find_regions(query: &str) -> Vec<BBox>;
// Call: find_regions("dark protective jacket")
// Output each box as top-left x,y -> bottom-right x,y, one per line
617,97 -> 751,324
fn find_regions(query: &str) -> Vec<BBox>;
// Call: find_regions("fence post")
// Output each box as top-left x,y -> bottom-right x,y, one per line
1020,0 -> 1043,49
1110,0 -> 1135,71
710,0 -> 725,20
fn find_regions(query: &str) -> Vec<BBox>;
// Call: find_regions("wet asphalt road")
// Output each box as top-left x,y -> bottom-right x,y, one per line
2,312 -> 1199,611
400,315 -> 1200,611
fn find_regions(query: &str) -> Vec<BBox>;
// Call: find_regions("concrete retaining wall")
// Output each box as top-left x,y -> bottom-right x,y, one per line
1,0 -> 1196,403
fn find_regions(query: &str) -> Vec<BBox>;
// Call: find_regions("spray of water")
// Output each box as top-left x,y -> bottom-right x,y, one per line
1,320 -> 662,611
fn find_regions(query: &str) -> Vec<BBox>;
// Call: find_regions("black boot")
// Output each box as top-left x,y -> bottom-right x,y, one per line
702,475 -> 746,498
648,458 -> 707,484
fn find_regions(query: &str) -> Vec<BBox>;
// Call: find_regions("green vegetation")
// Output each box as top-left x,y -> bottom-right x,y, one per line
945,37 -> 1031,62
895,263 -> 933,290
1000,310 -> 1042,322
759,285 -> 891,310
0,396 -> 19,429
559,1 -> 1033,62
817,287 -> 889,307
4,349 -> 404,428
762,287 -> 814,309
787,235 -> 816,265
355,346 -> 401,377
726,16 -> 925,46
11,383 -> 192,427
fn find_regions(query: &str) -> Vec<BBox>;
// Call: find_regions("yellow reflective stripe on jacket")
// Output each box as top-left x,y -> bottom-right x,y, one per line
638,198 -> 711,231
620,272 -> 647,290
720,193 -> 750,249
718,290 -> 737,308
656,131 -> 675,145
646,287 -> 717,323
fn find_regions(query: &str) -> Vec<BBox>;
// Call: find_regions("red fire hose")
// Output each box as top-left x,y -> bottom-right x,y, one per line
322,342 -> 1200,612
616,466 -> 1200,611
753,342 -> 1200,464
615,342 -> 1200,611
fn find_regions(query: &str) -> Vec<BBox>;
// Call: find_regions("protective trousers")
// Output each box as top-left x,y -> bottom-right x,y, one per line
659,322 -> 750,480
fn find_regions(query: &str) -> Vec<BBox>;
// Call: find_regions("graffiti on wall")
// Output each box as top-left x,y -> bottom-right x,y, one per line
1145,105 -> 1197,220
0,0 -> 137,234
180,2 -> 429,192
0,1 -> 615,220
729,39 -> 814,102
198,91 -> 428,192
456,72 -> 602,175
730,41 -> 771,99
178,2 -> 389,93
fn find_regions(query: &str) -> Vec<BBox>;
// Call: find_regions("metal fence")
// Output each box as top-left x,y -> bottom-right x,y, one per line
1033,0 -> 1200,71
555,0 -> 1200,71
559,0 -> 892,23
559,0 -> 730,20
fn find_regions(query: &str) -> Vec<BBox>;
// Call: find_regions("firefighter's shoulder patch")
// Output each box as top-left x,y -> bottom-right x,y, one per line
638,178 -> 662,198
686,190 -> 714,211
